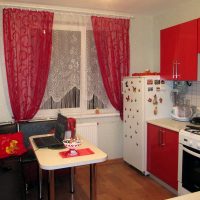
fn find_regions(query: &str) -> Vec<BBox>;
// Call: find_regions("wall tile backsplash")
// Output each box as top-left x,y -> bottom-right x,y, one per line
184,81 -> 200,108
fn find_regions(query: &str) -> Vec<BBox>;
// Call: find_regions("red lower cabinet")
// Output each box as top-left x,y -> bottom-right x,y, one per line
147,123 -> 178,190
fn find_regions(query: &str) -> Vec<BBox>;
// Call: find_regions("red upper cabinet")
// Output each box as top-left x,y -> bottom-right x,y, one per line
160,19 -> 198,81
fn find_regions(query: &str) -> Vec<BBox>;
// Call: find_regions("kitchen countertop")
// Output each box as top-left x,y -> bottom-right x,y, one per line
166,192 -> 200,200
147,118 -> 190,132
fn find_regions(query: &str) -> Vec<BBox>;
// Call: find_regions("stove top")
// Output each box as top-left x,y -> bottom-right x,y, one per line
184,125 -> 200,135
180,125 -> 200,150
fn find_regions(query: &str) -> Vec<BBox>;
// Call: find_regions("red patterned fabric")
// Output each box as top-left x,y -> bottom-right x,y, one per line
91,16 -> 130,119
3,8 -> 54,121
0,132 -> 27,159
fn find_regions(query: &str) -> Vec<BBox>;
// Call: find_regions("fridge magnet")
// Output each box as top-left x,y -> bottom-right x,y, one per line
148,87 -> 153,92
147,79 -> 153,85
154,80 -> 160,85
148,98 -> 152,102
161,80 -> 165,84
159,98 -> 163,103
156,87 -> 160,92
125,81 -> 128,87
154,106 -> 158,115
126,95 -> 130,102
153,95 -> 158,105
132,87 -> 136,92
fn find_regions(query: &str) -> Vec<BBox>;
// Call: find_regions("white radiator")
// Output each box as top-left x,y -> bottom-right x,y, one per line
76,122 -> 98,146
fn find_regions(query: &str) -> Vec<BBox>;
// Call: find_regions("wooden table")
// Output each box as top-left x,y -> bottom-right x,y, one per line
29,134 -> 107,200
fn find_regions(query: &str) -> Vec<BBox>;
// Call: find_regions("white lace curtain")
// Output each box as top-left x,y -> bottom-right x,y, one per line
41,12 -> 108,108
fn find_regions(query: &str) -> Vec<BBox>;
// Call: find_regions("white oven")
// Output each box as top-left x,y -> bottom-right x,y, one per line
178,126 -> 200,195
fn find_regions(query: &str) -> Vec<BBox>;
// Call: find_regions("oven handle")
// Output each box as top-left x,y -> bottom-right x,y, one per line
183,146 -> 200,158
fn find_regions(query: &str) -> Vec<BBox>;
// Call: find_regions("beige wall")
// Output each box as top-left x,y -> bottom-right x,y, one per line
130,15 -> 154,74
153,0 -> 200,71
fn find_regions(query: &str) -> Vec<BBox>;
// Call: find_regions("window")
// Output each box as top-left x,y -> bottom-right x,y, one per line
39,23 -> 110,116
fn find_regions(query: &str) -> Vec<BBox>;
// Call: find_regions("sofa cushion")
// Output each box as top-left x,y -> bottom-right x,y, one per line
0,131 -> 27,159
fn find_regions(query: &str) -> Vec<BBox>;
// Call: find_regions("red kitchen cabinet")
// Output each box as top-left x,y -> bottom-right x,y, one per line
147,123 -> 178,190
160,19 -> 198,81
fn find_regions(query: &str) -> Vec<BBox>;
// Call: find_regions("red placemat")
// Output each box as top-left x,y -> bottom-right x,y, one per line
59,148 -> 94,158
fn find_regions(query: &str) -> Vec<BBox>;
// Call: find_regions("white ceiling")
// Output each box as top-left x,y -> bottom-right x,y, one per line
0,0 -> 190,15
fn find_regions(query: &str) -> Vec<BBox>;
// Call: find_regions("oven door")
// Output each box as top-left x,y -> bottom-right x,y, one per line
182,145 -> 200,192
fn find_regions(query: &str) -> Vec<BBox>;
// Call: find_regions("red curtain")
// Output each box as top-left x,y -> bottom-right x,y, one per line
91,16 -> 130,119
3,8 -> 54,121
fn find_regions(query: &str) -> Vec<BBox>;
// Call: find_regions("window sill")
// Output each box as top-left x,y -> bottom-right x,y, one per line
32,111 -> 120,122
67,112 -> 120,119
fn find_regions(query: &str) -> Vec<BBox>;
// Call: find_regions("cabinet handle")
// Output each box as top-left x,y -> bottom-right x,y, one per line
158,129 -> 162,145
172,63 -> 175,79
176,61 -> 180,79
161,130 -> 166,147
174,60 -> 180,79
175,61 -> 177,79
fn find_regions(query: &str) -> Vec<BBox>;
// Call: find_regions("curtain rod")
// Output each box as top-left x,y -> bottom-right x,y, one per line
0,2 -> 134,19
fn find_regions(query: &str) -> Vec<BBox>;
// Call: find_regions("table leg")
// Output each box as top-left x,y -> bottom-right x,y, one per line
49,170 -> 55,200
90,164 -> 97,200
70,167 -> 75,193
39,168 -> 43,199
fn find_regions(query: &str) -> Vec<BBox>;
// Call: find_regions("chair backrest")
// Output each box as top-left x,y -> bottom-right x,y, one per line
19,120 -> 56,147
55,114 -> 68,142
0,123 -> 17,134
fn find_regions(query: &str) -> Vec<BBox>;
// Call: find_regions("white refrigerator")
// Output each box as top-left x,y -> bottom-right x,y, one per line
122,75 -> 172,174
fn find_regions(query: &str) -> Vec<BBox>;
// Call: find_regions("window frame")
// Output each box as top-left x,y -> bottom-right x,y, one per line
34,24 -> 116,119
